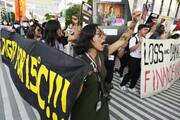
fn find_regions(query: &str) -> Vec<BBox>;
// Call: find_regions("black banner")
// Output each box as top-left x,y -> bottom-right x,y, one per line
0,29 -> 91,120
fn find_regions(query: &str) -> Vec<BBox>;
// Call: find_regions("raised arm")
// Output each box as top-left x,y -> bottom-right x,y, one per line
108,11 -> 142,55
67,16 -> 81,43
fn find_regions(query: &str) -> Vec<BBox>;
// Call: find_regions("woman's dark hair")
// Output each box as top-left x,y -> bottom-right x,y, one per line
42,22 -> 47,28
43,20 -> 61,47
26,27 -> 36,39
156,24 -> 165,34
26,22 -> 42,39
74,24 -> 98,55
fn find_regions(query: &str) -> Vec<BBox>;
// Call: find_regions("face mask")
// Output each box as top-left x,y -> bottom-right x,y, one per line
14,24 -> 20,28
30,21 -> 34,26
21,22 -> 29,27
3,21 -> 7,25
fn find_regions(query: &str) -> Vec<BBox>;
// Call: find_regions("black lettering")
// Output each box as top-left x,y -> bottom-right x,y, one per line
159,44 -> 163,63
149,44 -> 154,65
154,44 -> 158,64
144,43 -> 149,65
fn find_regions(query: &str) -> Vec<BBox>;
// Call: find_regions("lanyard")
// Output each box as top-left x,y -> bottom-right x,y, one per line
85,53 -> 106,99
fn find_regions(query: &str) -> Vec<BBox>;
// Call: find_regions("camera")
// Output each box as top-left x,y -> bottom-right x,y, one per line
104,83 -> 113,93
101,92 -> 112,103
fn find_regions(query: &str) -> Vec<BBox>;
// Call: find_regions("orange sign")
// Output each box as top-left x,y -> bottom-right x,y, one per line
15,0 -> 26,21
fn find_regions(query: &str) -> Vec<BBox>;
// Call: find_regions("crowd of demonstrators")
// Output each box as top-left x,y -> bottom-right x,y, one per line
2,9 -> 179,119
12,16 -> 30,36
6,11 -> 140,120
103,10 -> 143,94
116,16 -> 180,94
70,10 -> 142,120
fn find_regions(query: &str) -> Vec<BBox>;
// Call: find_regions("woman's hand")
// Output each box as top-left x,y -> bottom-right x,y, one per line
108,10 -> 142,55
132,10 -> 142,22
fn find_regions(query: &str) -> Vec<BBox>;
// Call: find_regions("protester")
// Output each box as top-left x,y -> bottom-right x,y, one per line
43,20 -> 64,51
12,21 -> 20,32
156,18 -> 165,30
70,24 -> 125,120
104,10 -> 142,92
119,24 -> 149,93
13,16 -> 30,36
149,24 -> 165,39
70,10 -> 142,120
64,15 -> 81,56
26,21 -> 43,41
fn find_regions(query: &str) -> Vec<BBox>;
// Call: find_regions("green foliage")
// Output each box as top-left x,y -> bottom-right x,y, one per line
44,13 -> 55,20
9,12 -> 15,22
87,0 -> 93,6
65,4 -> 81,26
177,0 -> 180,2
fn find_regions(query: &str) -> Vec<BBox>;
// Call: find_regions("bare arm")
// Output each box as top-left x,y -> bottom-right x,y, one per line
68,24 -> 81,42
67,18 -> 81,43
108,11 -> 142,55
129,42 -> 141,52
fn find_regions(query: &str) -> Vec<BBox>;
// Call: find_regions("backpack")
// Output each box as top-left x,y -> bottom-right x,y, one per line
117,33 -> 138,59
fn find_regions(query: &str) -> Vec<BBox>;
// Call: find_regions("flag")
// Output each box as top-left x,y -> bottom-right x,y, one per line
15,0 -> 26,21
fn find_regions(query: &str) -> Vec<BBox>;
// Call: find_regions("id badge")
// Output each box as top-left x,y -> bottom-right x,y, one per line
96,101 -> 102,112
108,55 -> 114,61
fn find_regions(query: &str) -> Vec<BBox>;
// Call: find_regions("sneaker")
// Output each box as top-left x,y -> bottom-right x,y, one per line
118,85 -> 127,91
128,88 -> 137,93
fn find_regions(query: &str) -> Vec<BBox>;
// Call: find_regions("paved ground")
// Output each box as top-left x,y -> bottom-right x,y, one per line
0,55 -> 180,120
110,73 -> 180,120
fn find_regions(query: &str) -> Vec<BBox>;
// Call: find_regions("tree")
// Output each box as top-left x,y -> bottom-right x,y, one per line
177,0 -> 180,2
87,0 -> 93,6
65,4 -> 81,26
44,13 -> 55,20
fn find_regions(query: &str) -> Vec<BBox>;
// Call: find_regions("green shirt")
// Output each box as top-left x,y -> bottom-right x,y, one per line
70,47 -> 110,120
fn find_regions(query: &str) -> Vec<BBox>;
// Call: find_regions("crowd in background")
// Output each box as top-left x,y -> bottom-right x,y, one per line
1,9 -> 180,120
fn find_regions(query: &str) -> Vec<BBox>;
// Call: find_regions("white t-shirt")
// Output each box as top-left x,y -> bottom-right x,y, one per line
129,34 -> 141,59
64,42 -> 74,57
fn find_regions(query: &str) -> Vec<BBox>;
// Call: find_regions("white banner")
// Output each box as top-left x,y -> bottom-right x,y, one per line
141,39 -> 180,98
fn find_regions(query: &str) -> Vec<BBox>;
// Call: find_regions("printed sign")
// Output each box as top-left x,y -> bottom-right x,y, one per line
141,39 -> 180,98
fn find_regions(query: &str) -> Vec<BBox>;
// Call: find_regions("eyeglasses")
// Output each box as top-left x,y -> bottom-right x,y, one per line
22,21 -> 29,23
95,32 -> 106,39
37,29 -> 42,32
